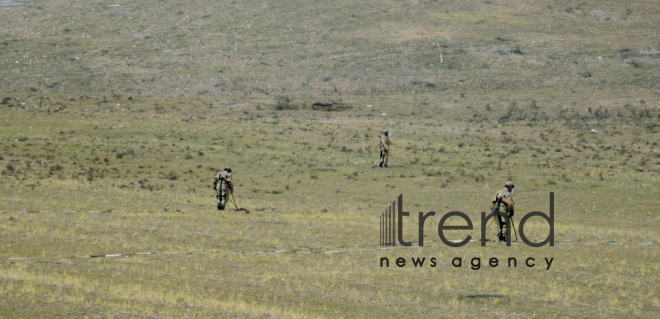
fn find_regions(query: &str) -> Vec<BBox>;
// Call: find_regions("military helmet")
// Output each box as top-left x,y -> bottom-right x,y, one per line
224,167 -> 232,173
504,181 -> 514,187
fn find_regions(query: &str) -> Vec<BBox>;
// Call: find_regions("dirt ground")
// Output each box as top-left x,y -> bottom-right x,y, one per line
1,0 -> 659,317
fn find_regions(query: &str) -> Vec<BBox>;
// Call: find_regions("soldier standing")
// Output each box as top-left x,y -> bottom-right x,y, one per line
491,181 -> 515,242
213,167 -> 234,211
377,131 -> 391,168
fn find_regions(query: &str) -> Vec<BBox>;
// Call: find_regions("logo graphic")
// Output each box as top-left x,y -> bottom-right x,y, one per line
379,193 -> 555,247
379,194 -> 400,246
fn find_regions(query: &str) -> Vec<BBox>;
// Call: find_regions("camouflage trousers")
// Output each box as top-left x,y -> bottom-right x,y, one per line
494,212 -> 512,238
379,149 -> 389,165
216,180 -> 232,207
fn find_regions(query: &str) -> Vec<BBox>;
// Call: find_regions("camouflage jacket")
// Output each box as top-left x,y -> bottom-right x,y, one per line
214,171 -> 234,193
379,136 -> 390,151
491,190 -> 514,216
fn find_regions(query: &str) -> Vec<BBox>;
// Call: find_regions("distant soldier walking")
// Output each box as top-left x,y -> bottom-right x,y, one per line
214,167 -> 234,211
491,181 -> 515,242
375,131 -> 391,168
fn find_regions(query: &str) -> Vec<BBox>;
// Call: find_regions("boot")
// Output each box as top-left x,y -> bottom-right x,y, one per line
379,162 -> 383,167
218,203 -> 225,211
498,233 -> 505,242
384,164 -> 388,168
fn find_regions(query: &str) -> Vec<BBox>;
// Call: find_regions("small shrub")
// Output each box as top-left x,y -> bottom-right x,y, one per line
272,96 -> 297,110
426,169 -> 442,177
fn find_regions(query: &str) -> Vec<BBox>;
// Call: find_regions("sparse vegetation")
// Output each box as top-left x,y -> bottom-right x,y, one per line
1,0 -> 659,318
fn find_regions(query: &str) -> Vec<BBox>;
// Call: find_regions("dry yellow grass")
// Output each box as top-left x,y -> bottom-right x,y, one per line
2,0 -> 660,317
1,97 -> 659,317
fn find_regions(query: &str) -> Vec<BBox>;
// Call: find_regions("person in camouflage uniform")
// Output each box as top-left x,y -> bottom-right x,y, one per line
213,167 -> 234,211
377,131 -> 391,168
491,181 -> 515,242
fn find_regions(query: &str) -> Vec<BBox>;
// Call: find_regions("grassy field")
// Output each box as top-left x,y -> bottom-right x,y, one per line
2,0 -> 660,318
